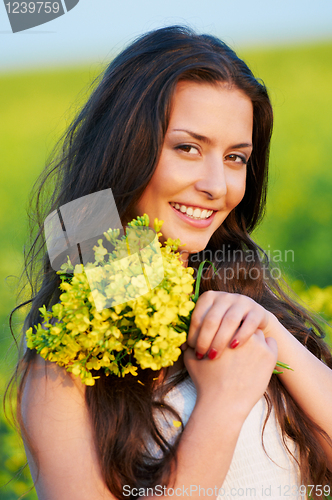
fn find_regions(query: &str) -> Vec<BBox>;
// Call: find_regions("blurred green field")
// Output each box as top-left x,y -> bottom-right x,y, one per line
248,42 -> 332,288
0,40 -> 331,498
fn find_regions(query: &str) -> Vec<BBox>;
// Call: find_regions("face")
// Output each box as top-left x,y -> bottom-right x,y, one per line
135,80 -> 253,263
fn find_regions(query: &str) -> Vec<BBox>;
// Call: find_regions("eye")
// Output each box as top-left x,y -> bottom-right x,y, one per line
175,144 -> 200,156
226,154 -> 248,165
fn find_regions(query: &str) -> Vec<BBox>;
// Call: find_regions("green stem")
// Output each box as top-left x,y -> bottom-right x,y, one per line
273,361 -> 294,375
193,260 -> 218,303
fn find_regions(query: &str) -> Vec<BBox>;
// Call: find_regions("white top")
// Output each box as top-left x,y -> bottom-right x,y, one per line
152,376 -> 306,500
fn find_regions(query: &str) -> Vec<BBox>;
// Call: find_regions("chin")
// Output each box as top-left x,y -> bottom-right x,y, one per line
178,241 -> 210,257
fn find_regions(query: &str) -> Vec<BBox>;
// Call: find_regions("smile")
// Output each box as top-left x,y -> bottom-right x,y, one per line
170,202 -> 214,220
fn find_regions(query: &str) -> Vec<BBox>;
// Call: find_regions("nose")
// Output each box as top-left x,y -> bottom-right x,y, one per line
194,154 -> 228,200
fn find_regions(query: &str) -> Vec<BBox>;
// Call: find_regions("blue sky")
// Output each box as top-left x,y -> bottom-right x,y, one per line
0,0 -> 332,71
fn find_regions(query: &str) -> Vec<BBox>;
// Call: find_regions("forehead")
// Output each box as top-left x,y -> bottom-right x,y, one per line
167,80 -> 253,140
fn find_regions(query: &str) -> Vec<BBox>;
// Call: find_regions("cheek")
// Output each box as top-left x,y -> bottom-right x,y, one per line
153,158 -> 187,197
227,171 -> 247,208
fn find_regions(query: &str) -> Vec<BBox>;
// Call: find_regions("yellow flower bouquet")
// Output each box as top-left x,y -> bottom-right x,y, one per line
26,215 -> 196,385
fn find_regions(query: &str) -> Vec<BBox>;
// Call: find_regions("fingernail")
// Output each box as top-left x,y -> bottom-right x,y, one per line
230,339 -> 239,349
208,348 -> 217,360
195,351 -> 204,360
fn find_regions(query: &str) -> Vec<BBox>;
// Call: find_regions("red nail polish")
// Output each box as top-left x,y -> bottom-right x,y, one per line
195,351 -> 204,360
208,348 -> 217,360
230,339 -> 239,349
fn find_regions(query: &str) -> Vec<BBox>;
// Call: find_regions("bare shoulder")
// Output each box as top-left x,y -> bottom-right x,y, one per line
21,355 -> 115,500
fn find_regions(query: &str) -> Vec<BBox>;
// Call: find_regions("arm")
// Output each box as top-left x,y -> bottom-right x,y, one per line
264,313 -> 332,466
21,328 -> 278,500
21,356 -> 115,500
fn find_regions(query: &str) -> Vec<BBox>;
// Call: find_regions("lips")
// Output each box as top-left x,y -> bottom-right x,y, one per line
169,202 -> 216,228
170,202 -> 214,220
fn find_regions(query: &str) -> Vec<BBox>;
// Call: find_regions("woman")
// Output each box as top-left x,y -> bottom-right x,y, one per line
12,26 -> 332,499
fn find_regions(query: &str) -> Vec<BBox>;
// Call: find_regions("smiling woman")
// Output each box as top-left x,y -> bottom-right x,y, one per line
8,25 -> 332,500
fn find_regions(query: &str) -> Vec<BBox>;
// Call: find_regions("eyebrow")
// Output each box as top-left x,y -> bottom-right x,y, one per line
171,129 -> 253,149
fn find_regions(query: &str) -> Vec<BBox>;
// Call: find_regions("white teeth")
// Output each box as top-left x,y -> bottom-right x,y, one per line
170,202 -> 214,220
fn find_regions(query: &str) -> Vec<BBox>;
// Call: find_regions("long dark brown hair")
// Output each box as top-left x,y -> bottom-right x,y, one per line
8,26 -> 332,498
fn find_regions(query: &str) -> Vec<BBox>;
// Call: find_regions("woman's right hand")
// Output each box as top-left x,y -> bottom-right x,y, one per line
183,329 -> 278,419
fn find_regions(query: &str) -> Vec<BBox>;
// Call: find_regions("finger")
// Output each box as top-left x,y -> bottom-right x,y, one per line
263,336 -> 279,375
227,308 -> 264,350
183,346 -> 196,362
254,330 -> 279,371
204,303 -> 250,358
187,291 -> 217,348
265,336 -> 278,358
253,328 -> 265,341
192,301 -> 234,357
182,345 -> 199,371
